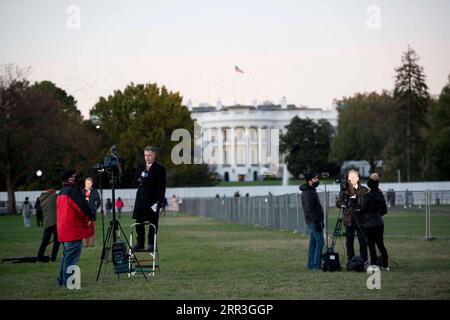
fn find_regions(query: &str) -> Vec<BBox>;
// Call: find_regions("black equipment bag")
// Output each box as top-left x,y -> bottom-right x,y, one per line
112,241 -> 129,273
322,249 -> 342,272
347,256 -> 365,272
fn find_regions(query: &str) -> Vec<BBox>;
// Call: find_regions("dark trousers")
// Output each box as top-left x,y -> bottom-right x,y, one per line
135,211 -> 159,248
37,225 -> 60,261
366,224 -> 389,268
36,214 -> 43,227
345,223 -> 368,262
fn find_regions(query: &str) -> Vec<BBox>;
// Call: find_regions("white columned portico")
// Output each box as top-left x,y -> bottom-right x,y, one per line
189,102 -> 337,182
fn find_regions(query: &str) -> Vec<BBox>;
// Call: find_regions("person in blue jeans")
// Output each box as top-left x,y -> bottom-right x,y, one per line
300,172 -> 325,270
58,241 -> 83,286
56,170 -> 94,287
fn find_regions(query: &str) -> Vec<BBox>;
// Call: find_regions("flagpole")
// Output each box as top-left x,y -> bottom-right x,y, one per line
234,71 -> 237,105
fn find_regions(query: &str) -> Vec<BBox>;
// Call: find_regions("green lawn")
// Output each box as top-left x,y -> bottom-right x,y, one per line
0,211 -> 449,300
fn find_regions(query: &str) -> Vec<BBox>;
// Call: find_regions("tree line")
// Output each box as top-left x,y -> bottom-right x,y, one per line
281,46 -> 450,182
0,65 -> 215,214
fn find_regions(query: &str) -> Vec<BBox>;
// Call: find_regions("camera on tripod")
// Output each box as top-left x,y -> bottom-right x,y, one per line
335,175 -> 359,210
93,145 -> 124,180
336,174 -> 350,192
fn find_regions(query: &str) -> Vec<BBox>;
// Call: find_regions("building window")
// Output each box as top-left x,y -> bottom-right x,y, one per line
210,128 -> 217,143
250,146 -> 258,165
223,145 -> 232,165
236,146 -> 245,165
223,128 -> 231,143
260,128 -> 268,145
235,128 -> 245,142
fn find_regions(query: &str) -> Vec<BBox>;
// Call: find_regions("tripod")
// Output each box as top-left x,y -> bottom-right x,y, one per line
96,170 -> 148,281
96,170 -> 106,245
327,206 -> 347,255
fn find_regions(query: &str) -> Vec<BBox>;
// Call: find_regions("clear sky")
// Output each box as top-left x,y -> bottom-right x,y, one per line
1,0 -> 449,118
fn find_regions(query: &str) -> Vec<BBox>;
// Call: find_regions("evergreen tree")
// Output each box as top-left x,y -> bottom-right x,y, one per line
429,74 -> 450,180
391,46 -> 430,181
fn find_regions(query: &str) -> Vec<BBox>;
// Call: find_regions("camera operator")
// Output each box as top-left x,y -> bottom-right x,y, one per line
300,172 -> 324,270
360,173 -> 389,270
132,146 -> 166,252
336,169 -> 368,263
56,170 -> 94,287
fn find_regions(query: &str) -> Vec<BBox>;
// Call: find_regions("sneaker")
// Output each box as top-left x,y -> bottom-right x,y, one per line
381,267 -> 390,272
146,246 -> 156,252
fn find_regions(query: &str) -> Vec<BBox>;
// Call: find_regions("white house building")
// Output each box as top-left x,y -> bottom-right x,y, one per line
190,99 -> 338,182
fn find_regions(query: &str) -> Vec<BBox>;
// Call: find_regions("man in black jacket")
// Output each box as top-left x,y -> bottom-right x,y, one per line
34,198 -> 43,227
132,146 -> 166,252
300,172 -> 324,270
336,169 -> 368,263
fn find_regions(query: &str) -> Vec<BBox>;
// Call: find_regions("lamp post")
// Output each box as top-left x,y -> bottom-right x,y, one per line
36,169 -> 43,191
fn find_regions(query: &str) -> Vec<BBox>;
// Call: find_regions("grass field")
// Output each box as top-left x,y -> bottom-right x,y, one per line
0,210 -> 449,300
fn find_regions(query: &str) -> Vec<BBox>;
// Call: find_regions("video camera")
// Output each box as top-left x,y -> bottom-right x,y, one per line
93,145 -> 124,181
335,174 -> 359,210
335,174 -> 350,192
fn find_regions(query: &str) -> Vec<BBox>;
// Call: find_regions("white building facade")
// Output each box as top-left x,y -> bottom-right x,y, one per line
190,102 -> 338,182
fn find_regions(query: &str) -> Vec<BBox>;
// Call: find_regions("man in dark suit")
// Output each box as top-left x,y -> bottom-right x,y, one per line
132,146 -> 166,252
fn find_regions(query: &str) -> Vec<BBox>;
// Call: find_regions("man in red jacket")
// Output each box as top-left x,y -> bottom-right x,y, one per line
57,170 -> 94,287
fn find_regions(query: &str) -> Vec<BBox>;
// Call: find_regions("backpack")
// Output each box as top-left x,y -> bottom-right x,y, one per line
347,256 -> 365,272
322,249 -> 342,272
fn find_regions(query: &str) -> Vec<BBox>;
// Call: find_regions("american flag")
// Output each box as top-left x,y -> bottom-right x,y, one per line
235,66 -> 244,73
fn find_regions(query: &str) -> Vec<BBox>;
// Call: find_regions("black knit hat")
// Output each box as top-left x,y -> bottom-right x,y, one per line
367,179 -> 379,189
367,173 -> 380,189
305,172 -> 319,182
60,169 -> 76,182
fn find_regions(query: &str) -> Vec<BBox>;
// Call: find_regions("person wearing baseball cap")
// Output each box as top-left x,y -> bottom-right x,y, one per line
56,169 -> 94,287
